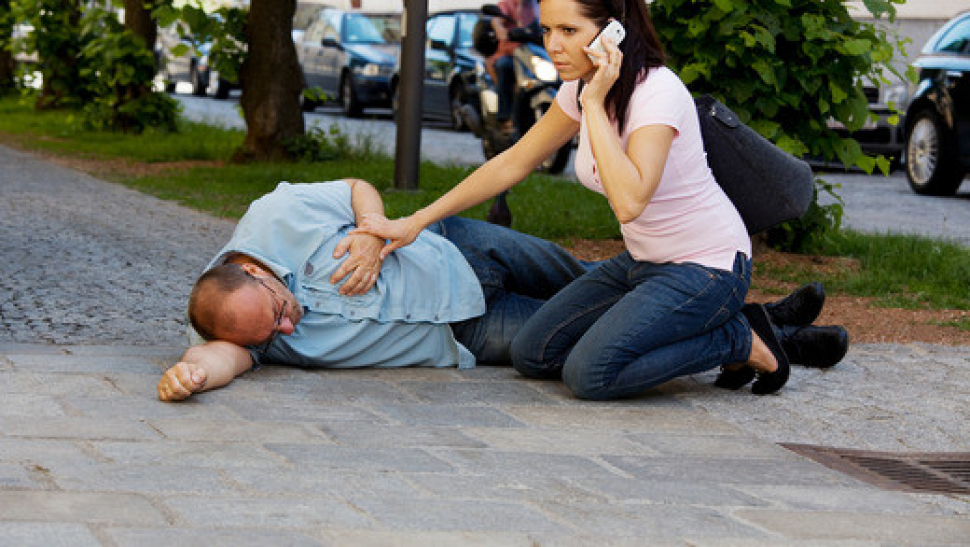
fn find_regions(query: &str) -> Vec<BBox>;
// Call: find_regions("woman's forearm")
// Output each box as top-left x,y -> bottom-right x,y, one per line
411,152 -> 529,228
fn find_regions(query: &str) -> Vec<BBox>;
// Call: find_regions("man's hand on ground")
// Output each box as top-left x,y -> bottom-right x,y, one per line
331,232 -> 385,296
157,361 -> 208,402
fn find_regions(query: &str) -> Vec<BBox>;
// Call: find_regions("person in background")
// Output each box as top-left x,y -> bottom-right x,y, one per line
486,0 -> 541,135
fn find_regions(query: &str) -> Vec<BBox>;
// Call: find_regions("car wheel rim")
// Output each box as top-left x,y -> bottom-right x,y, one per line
907,117 -> 939,186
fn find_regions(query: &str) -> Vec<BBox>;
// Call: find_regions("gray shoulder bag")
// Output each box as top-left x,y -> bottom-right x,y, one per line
578,82 -> 814,234
693,95 -> 814,234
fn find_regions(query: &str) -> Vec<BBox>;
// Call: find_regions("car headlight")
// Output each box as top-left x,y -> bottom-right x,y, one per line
360,63 -> 381,77
881,83 -> 908,109
532,57 -> 558,83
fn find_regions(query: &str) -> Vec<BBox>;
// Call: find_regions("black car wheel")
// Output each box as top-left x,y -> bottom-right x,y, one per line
905,108 -> 965,196
190,64 -> 206,97
390,81 -> 400,120
450,90 -> 468,132
341,74 -> 363,118
213,77 -> 230,100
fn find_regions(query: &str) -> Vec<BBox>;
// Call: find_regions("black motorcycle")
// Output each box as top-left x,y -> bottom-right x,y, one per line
463,5 -> 572,175
462,5 -> 571,225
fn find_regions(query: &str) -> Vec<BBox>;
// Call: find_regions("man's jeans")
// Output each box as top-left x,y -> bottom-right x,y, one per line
427,217 -> 593,364
510,251 -> 753,400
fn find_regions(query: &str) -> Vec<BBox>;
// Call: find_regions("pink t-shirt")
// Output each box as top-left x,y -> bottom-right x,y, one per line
557,67 -> 751,271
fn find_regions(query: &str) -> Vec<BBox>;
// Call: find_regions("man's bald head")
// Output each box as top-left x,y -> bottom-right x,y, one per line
188,263 -> 255,341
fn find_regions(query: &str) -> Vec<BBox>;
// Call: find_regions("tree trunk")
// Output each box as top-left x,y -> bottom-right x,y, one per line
121,0 -> 160,114
234,0 -> 304,162
0,0 -> 14,94
123,0 -> 158,54
35,0 -> 82,110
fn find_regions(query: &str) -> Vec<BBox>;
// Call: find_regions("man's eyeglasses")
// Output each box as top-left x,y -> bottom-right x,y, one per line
250,274 -> 288,353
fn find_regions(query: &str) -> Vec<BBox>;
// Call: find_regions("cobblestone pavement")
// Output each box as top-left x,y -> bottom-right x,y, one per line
1,139 -> 969,543
0,144 -> 232,346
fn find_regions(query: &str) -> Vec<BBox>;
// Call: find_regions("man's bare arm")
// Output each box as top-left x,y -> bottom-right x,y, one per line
157,341 -> 254,402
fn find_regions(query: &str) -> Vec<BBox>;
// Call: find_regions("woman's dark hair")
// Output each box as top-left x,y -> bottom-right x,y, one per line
551,0 -> 666,134
188,263 -> 255,341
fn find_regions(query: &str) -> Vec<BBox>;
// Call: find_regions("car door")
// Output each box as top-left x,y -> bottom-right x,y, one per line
320,10 -> 344,94
424,13 -> 457,118
934,17 -> 970,163
300,15 -> 328,89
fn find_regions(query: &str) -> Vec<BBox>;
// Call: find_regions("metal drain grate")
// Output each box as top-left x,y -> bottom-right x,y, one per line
781,443 -> 970,495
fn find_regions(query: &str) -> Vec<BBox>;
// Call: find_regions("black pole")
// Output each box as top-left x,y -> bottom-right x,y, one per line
393,0 -> 427,190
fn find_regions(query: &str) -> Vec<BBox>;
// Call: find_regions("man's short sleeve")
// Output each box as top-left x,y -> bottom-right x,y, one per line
208,181 -> 354,277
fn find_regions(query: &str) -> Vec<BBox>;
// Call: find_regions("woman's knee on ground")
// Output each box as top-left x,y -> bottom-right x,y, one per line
510,335 -> 562,379
561,358 -> 616,400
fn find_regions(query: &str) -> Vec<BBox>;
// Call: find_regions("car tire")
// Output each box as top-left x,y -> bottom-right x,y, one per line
190,65 -> 206,97
341,73 -> 363,118
390,81 -> 400,121
300,87 -> 318,112
450,89 -> 468,132
905,108 -> 965,196
213,77 -> 230,100
161,66 -> 176,93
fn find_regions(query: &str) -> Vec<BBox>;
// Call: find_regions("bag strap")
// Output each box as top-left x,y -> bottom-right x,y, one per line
576,79 -> 585,114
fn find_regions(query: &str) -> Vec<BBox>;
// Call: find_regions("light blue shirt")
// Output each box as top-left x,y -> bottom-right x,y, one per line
205,181 -> 485,369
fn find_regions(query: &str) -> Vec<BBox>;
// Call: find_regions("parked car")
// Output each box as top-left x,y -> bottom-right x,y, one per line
156,22 -> 235,99
295,8 -> 401,117
827,80 -> 909,166
11,22 -> 37,65
903,11 -> 970,196
389,9 -> 484,130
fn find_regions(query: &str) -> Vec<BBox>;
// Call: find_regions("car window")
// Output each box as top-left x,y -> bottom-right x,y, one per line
304,19 -> 324,43
932,16 -> 970,55
371,14 -> 402,43
456,12 -> 479,49
343,13 -> 400,44
428,14 -> 456,47
293,3 -> 324,32
305,9 -> 338,43
324,10 -> 342,41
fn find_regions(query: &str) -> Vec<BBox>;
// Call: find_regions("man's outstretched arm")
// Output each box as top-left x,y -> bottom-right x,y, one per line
157,341 -> 254,402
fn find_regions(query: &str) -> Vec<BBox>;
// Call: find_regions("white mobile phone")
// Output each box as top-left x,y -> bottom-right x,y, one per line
587,19 -> 626,61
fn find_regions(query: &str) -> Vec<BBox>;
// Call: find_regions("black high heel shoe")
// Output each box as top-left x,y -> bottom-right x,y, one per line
742,303 -> 791,395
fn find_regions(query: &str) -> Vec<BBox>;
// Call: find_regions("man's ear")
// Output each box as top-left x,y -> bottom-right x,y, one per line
239,262 -> 265,277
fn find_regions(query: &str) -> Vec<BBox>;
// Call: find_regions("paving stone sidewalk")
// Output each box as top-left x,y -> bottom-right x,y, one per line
1,144 -> 968,545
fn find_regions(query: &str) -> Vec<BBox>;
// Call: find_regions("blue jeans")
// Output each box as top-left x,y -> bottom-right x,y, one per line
427,217 -> 595,364
510,251 -> 753,400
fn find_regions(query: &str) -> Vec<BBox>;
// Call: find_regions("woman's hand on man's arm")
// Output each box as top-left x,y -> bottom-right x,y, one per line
351,213 -> 424,260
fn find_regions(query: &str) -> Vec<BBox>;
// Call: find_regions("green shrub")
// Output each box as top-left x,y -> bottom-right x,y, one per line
651,0 -> 908,252
78,7 -> 180,132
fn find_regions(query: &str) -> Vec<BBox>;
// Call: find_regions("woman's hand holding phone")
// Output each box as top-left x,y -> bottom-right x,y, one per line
581,20 -> 625,111
586,19 -> 626,61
